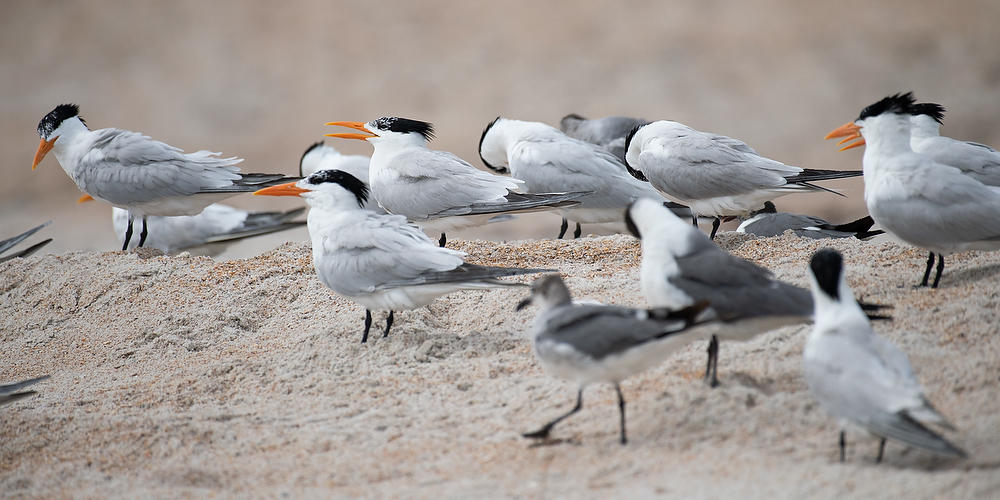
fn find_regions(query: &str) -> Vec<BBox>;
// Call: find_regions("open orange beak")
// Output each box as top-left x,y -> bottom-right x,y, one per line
253,181 -> 309,197
825,122 -> 865,151
77,194 -> 94,203
324,121 -> 378,141
32,138 -> 56,170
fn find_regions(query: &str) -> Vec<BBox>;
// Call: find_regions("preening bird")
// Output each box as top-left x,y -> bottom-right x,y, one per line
478,116 -> 691,239
624,120 -> 862,239
32,104 -> 299,250
558,113 -> 649,163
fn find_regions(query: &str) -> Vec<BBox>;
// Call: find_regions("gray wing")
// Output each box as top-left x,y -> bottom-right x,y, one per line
0,221 -> 51,255
540,304 -> 698,360
917,137 -> 1000,186
200,208 -> 306,245
428,191 -> 587,218
377,263 -> 551,289
76,128 -> 244,203
376,149 -> 523,219
637,137 -> 802,200
671,247 -> 813,319
742,213 -> 849,239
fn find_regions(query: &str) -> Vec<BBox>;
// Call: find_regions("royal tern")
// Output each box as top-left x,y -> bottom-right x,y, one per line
255,169 -> 550,342
825,93 -> 1000,287
558,114 -> 649,163
0,222 -> 53,264
515,274 -> 709,444
0,375 -> 49,406
624,120 -> 863,239
737,201 -> 883,240
478,116 -> 692,239
625,198 -> 891,387
299,141 -> 384,213
324,117 -> 586,246
32,104 -> 300,250
111,205 -> 305,255
804,248 -> 966,462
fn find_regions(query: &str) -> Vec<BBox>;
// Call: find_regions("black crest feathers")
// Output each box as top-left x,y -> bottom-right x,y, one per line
909,103 -> 946,124
37,104 -> 83,138
810,248 -> 843,300
307,169 -> 370,208
857,92 -> 916,121
372,117 -> 435,141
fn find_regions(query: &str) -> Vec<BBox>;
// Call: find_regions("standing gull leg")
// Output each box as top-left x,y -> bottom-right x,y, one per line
876,438 -> 887,463
839,430 -> 847,463
362,309 -> 373,343
438,233 -> 447,247
122,214 -> 135,251
615,383 -> 628,445
137,217 -> 149,248
919,252 -> 936,287
523,388 -> 584,440
573,222 -> 582,239
709,217 -> 722,240
932,254 -> 945,288
383,310 -> 395,338
705,335 -> 720,387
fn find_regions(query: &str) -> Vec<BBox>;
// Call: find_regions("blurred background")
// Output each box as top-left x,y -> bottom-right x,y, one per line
3,0 -> 999,259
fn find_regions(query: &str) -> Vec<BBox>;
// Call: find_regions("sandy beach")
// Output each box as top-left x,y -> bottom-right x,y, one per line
2,232 -> 998,498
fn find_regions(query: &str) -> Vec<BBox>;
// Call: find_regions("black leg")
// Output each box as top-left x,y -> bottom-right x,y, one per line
919,252 -> 935,287
615,383 -> 627,445
137,217 -> 148,248
558,218 -> 568,239
122,215 -> 135,251
691,213 -> 699,227
573,222 -> 582,239
709,217 -> 722,240
840,430 -> 846,463
705,335 -> 720,388
383,310 -> 394,338
876,438 -> 886,463
438,233 -> 447,247
523,388 -> 583,440
932,254 -> 945,288
362,309 -> 372,343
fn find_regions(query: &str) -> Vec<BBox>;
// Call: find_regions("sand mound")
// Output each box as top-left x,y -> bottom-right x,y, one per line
2,234 -> 998,498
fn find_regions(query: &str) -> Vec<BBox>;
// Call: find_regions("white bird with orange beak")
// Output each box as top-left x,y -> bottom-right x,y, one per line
32,104 -> 299,250
254,169 -> 551,343
825,92 -> 1000,287
324,117 -> 587,246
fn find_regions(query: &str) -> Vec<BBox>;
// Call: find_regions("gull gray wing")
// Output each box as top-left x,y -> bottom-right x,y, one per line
539,304 -> 703,360
671,247 -> 813,319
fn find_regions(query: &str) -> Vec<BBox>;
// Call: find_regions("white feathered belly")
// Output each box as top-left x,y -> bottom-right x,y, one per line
535,332 -> 707,385
114,193 -> 236,217
350,282 -> 509,311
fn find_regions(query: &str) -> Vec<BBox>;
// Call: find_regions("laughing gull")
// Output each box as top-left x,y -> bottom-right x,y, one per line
737,201 -> 883,240
825,92 -> 1000,287
1,375 -> 50,406
478,116 -> 692,239
0,222 -> 52,263
626,198 -> 891,387
516,274 -> 710,444
623,120 -> 862,239
804,248 -> 966,462
255,169 -> 551,342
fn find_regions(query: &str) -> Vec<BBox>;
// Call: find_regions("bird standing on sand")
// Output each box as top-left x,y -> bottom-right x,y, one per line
32,104 -> 299,250
255,169 -> 550,343
825,92 -> 1000,288
803,248 -> 966,463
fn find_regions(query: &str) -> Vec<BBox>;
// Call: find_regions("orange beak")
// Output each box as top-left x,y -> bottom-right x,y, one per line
824,122 -> 865,151
77,194 -> 94,203
32,137 -> 56,170
324,121 -> 378,141
253,181 -> 309,197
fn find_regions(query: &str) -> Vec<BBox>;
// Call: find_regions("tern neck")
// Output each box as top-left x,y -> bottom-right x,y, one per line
909,115 -> 941,140
861,114 -> 913,156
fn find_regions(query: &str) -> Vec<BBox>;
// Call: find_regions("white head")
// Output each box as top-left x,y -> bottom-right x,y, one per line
299,141 -> 344,177
325,116 -> 434,150
622,120 -> 689,182
33,103 -> 89,170
625,198 -> 708,254
254,169 -> 370,212
825,92 -> 918,151
477,116 -> 564,174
